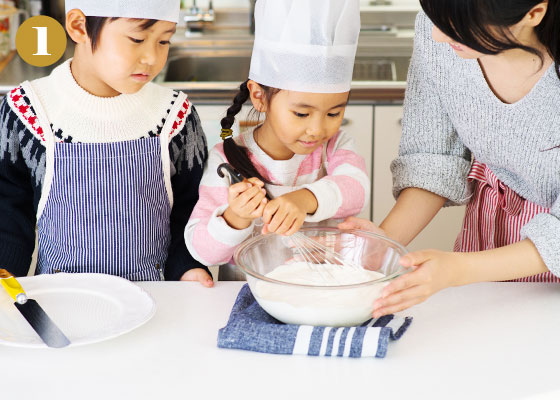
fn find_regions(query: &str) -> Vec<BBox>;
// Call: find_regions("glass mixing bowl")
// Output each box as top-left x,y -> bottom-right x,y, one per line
233,227 -> 409,327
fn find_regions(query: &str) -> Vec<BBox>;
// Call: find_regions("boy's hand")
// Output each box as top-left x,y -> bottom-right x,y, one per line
262,189 -> 318,236
180,268 -> 214,288
223,177 -> 268,230
372,250 -> 463,317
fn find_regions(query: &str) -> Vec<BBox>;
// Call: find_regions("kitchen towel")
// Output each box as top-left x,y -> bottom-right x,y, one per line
217,284 -> 412,358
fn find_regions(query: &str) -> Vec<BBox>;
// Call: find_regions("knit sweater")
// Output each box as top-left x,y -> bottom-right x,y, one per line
391,12 -> 560,276
185,127 -> 370,266
0,59 -> 208,280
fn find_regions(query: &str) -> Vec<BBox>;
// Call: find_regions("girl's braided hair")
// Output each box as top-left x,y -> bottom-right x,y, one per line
220,80 -> 280,182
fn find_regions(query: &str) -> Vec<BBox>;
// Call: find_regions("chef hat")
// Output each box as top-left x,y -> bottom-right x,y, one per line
249,0 -> 360,94
66,0 -> 180,23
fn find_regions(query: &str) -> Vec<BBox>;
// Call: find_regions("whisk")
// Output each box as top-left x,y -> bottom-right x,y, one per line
217,163 -> 365,282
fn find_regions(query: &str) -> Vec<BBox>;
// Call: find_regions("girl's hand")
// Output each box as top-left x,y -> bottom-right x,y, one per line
180,268 -> 214,288
223,177 -> 268,230
262,189 -> 317,236
372,250 -> 464,318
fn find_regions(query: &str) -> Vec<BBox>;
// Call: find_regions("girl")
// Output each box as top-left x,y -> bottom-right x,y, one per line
340,0 -> 560,316
0,0 -> 212,285
185,0 -> 370,277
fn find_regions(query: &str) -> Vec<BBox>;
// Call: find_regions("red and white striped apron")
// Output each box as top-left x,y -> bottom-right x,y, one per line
454,160 -> 560,282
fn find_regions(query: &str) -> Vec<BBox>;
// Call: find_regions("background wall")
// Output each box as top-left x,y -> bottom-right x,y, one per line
185,0 -> 420,9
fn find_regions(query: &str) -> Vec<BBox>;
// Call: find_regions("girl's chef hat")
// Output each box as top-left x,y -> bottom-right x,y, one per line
249,0 -> 360,93
65,0 -> 180,23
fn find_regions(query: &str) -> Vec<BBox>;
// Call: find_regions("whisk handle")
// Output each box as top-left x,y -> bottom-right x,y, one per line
217,163 -> 245,184
217,163 -> 274,200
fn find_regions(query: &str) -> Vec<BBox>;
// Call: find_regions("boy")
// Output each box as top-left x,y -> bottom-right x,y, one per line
0,0 -> 213,285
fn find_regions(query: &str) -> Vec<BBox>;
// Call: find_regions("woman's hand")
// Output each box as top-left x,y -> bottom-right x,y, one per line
180,268 -> 214,288
337,216 -> 387,235
262,189 -> 318,236
372,250 -> 464,318
223,177 -> 268,230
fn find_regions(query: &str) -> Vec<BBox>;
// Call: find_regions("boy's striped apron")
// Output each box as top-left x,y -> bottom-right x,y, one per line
454,160 -> 560,282
21,81 -> 188,281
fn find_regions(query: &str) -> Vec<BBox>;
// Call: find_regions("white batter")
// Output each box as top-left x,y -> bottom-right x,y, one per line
264,261 -> 385,286
252,262 -> 389,327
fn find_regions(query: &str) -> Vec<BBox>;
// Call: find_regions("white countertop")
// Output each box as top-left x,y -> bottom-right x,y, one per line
3,281 -> 560,400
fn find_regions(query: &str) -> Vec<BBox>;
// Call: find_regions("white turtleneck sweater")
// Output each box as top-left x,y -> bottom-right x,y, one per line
31,59 -> 178,143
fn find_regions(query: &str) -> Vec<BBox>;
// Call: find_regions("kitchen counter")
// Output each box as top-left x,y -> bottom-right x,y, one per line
3,281 -> 560,400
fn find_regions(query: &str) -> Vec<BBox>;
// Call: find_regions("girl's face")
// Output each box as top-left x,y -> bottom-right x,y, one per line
257,89 -> 349,160
83,19 -> 176,96
431,26 -> 484,59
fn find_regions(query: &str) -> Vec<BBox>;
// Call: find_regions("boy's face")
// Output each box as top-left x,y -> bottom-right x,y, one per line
83,18 -> 176,96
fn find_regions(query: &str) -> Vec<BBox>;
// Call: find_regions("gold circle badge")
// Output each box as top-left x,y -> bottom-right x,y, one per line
16,15 -> 67,67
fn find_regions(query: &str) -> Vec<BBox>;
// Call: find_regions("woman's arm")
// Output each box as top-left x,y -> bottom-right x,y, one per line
372,239 -> 548,318
338,187 -> 446,246
380,187 -> 446,246
390,12 -> 472,218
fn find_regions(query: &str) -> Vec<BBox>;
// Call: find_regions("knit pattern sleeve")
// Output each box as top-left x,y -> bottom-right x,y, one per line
390,12 -> 472,206
0,96 -> 39,276
521,197 -> 560,277
165,105 -> 211,280
302,130 -> 370,222
185,142 -> 255,267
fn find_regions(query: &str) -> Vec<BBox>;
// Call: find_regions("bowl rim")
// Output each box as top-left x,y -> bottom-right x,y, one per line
233,227 -> 411,290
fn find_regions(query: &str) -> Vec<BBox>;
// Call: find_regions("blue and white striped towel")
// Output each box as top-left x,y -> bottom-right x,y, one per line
217,284 -> 412,358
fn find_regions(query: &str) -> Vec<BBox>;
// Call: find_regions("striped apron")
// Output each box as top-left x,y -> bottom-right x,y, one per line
22,81 -> 187,281
454,160 -> 560,282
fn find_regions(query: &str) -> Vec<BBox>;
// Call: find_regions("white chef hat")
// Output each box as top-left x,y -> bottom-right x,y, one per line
249,0 -> 360,94
66,0 -> 180,23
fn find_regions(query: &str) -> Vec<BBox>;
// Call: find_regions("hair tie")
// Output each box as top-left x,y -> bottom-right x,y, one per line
220,128 -> 233,140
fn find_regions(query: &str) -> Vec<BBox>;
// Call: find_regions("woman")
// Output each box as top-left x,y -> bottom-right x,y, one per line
340,0 -> 560,317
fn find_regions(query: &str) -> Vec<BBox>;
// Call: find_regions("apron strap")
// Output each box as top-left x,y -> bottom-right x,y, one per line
158,91 -> 190,207
21,81 -> 56,221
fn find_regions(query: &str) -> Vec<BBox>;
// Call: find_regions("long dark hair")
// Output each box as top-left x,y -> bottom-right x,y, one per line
220,80 -> 280,183
420,0 -> 560,79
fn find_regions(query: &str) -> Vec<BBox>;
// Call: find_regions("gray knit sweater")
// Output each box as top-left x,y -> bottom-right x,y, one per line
391,12 -> 560,276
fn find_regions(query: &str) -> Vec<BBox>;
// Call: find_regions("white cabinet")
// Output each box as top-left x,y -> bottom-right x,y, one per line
339,105 -> 373,220
373,105 -> 465,252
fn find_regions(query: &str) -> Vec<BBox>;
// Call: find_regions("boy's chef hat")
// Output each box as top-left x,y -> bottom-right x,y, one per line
249,0 -> 360,93
66,0 -> 180,23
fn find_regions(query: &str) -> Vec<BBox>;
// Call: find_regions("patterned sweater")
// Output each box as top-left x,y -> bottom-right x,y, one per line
391,12 -> 560,276
185,127 -> 370,266
0,59 -> 208,280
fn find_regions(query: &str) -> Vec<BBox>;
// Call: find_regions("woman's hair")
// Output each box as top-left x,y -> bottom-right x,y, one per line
220,80 -> 280,183
80,17 -> 158,51
419,0 -> 560,79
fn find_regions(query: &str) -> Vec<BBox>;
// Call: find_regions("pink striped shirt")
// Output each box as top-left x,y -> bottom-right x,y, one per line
185,127 -> 370,267
454,161 -> 560,282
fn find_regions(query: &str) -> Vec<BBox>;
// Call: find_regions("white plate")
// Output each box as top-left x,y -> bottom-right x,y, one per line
0,273 -> 156,348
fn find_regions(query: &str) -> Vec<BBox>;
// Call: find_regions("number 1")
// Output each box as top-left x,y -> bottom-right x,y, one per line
32,26 -> 50,56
